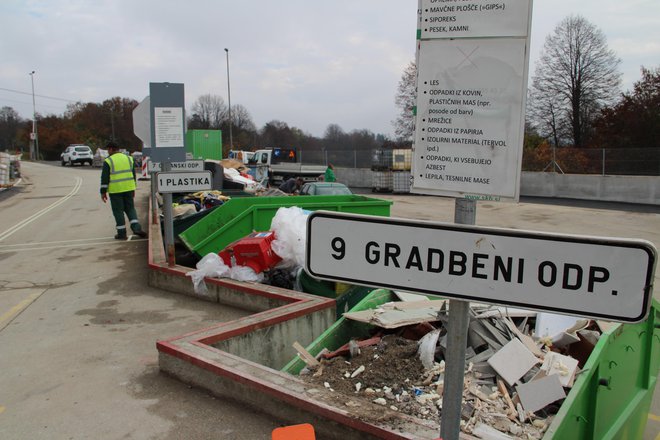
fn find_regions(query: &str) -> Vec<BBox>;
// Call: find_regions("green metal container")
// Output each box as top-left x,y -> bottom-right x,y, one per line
545,298 -> 660,439
179,195 -> 392,257
282,290 -> 660,439
185,129 -> 222,160
281,289 -> 400,375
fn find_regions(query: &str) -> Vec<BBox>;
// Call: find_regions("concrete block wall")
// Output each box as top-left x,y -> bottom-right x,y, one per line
335,167 -> 660,205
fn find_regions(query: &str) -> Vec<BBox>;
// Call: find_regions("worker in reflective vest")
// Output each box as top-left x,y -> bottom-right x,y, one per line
100,142 -> 147,240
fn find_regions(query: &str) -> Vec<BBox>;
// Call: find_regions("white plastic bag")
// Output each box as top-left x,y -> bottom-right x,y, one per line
270,206 -> 309,268
186,253 -> 230,296
417,329 -> 441,370
229,265 -> 265,283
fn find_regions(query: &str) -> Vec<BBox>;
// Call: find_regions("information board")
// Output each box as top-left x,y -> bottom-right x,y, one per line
306,211 -> 656,323
411,0 -> 532,201
420,0 -> 531,39
147,82 -> 186,163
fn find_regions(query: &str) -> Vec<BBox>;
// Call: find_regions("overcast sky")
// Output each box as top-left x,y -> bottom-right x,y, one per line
1,0 -> 658,138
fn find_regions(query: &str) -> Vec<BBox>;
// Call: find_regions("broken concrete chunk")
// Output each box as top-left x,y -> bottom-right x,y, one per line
350,365 -> 365,378
516,374 -> 566,413
487,339 -> 540,386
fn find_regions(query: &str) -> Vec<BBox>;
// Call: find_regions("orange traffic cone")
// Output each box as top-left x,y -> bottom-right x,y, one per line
272,423 -> 316,440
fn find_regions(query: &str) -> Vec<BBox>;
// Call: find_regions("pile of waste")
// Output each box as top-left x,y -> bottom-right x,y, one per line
186,206 -> 309,292
295,294 -> 610,439
173,190 -> 231,218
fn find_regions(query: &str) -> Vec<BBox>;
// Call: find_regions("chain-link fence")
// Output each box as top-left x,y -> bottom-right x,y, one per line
298,147 -> 660,176
521,147 -> 660,176
297,149 -> 377,168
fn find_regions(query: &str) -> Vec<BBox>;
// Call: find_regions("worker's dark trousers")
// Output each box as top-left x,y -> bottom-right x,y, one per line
109,191 -> 143,237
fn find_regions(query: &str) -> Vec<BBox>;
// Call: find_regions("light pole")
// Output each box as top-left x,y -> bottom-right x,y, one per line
29,71 -> 39,160
224,48 -> 233,151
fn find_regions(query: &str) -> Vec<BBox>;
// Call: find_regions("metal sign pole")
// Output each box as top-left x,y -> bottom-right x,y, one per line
150,166 -> 158,225
440,198 -> 476,440
161,161 -> 175,267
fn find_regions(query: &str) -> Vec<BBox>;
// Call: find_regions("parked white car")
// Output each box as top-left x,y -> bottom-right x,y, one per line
61,145 -> 93,166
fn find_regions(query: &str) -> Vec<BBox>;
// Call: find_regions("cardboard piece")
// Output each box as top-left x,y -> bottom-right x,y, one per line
342,300 -> 446,329
487,339 -> 540,386
516,374 -> 566,413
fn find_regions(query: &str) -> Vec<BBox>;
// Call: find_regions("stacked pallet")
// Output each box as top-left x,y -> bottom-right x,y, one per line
391,149 -> 412,194
0,152 -> 9,187
371,149 -> 412,193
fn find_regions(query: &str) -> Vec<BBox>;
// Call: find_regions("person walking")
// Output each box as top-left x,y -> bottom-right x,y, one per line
100,142 -> 147,239
324,163 -> 336,182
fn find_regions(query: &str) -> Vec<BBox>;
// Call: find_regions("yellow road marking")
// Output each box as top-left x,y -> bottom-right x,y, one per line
0,292 -> 42,330
650,413 -> 660,422
0,406 -> 5,415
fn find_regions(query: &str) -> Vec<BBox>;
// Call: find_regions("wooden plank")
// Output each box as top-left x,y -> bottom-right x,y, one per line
293,341 -> 320,367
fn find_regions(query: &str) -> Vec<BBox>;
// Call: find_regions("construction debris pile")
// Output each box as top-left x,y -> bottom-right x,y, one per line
299,296 -> 609,439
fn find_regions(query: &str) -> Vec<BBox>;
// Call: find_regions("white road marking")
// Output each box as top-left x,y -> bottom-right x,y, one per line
0,176 -> 83,242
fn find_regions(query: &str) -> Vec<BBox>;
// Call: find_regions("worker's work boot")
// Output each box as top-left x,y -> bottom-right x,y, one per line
115,231 -> 127,240
134,230 -> 148,238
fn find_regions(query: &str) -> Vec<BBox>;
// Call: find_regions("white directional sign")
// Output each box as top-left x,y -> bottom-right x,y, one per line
305,212 -> 656,323
156,171 -> 212,193
132,96 -> 151,147
148,159 -> 204,173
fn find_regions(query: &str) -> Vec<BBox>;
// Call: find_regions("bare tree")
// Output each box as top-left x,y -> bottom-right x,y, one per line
529,15 -> 621,147
392,61 -> 417,142
323,123 -> 346,150
230,104 -> 256,133
190,94 -> 227,129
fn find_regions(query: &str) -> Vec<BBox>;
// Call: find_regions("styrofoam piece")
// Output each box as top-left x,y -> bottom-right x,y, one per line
541,352 -> 580,388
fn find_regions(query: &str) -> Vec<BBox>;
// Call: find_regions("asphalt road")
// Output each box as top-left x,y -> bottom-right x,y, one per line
0,162 -> 282,439
1,162 -> 658,439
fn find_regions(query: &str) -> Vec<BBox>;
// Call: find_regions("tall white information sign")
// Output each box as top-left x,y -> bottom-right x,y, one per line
411,0 -> 533,201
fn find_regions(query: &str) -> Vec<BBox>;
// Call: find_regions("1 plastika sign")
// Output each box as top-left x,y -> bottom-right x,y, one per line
305,211 -> 656,323
156,171 -> 212,193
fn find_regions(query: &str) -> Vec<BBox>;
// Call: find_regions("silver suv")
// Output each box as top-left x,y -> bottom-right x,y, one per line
61,145 -> 93,166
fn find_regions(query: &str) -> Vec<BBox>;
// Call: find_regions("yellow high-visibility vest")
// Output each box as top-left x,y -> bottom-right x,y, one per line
105,153 -> 136,194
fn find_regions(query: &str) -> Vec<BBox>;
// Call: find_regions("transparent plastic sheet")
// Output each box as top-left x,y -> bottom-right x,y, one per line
270,206 -> 309,268
185,253 -> 230,296
229,265 -> 265,283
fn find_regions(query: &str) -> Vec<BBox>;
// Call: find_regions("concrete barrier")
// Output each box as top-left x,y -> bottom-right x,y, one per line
148,199 -> 444,438
335,168 -> 660,205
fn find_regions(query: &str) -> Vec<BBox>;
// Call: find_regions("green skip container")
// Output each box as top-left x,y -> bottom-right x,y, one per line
179,194 -> 392,257
282,290 -> 660,439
